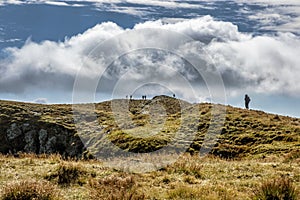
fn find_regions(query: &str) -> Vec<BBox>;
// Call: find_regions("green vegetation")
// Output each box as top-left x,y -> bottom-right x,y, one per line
45,162 -> 89,186
0,96 -> 299,199
0,96 -> 299,159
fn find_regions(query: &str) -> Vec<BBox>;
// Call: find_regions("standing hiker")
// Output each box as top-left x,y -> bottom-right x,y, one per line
244,94 -> 251,109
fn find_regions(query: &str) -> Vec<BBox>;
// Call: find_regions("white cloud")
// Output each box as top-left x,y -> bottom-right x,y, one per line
236,0 -> 300,6
95,4 -> 151,16
1,0 -> 299,33
0,21 -> 124,93
205,32 -> 300,96
1,0 -> 300,8
45,1 -> 85,7
249,12 -> 290,26
0,0 -> 204,8
0,0 -> 85,7
0,0 -> 23,6
0,0 -> 213,18
0,38 -> 21,43
34,98 -> 48,104
274,16 -> 300,34
125,0 -> 200,8
0,16 -> 299,102
241,0 -> 300,34
134,16 -> 251,42
44,1 -> 70,6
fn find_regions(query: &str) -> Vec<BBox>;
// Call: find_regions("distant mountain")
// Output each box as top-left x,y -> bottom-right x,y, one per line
0,96 -> 299,159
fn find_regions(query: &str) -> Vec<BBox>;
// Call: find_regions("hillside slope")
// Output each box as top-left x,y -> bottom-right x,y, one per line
0,96 -> 299,159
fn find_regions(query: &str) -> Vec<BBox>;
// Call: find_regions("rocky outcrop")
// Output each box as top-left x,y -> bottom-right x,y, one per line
4,122 -> 85,158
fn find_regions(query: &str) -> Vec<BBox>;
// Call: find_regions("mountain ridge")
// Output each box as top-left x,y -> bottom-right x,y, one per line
0,96 -> 299,159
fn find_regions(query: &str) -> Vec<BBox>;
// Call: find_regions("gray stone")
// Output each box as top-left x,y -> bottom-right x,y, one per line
46,136 -> 57,153
4,122 -> 84,158
22,123 -> 31,133
24,130 -> 37,152
38,129 -> 48,153
7,123 -> 22,140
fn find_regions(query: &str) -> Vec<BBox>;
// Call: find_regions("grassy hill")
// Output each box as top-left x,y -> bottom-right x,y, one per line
0,96 -> 299,199
0,96 -> 299,159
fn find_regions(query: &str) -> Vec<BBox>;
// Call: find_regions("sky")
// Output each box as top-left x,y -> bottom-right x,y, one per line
0,0 -> 299,117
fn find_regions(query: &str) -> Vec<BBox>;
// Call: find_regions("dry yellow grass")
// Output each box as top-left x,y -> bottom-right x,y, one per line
0,153 -> 299,199
0,97 -> 299,199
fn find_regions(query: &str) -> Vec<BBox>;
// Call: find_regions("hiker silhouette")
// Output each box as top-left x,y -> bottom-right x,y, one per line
244,94 -> 251,109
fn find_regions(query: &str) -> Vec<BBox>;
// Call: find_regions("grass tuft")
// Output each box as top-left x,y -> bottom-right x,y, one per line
89,174 -> 146,200
0,180 -> 60,200
164,154 -> 203,178
45,162 -> 87,186
253,177 -> 298,200
167,184 -> 233,200
283,149 -> 300,163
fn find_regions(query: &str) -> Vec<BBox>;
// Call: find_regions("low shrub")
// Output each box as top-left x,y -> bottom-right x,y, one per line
89,174 -> 146,200
45,162 -> 87,186
168,184 -> 233,200
283,149 -> 300,162
0,180 -> 60,200
164,154 -> 203,178
253,177 -> 298,200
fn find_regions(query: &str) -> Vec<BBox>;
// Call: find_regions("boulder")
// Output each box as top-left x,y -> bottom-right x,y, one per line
7,123 -> 22,140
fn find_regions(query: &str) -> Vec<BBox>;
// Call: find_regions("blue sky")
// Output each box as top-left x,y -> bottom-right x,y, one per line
0,0 -> 299,117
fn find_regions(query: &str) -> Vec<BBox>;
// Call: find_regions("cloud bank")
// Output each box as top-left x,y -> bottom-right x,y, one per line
0,0 -> 203,8
0,15 -> 299,102
1,0 -> 300,34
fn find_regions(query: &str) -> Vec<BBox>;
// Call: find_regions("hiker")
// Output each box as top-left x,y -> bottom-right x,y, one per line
130,95 -> 132,100
244,94 -> 251,109
173,94 -> 176,98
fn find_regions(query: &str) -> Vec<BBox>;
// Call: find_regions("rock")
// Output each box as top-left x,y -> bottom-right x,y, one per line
7,123 -> 22,140
24,130 -> 37,153
67,137 -> 84,157
3,122 -> 85,158
22,123 -> 31,133
45,136 -> 59,154
56,135 -> 67,154
38,129 -> 48,153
